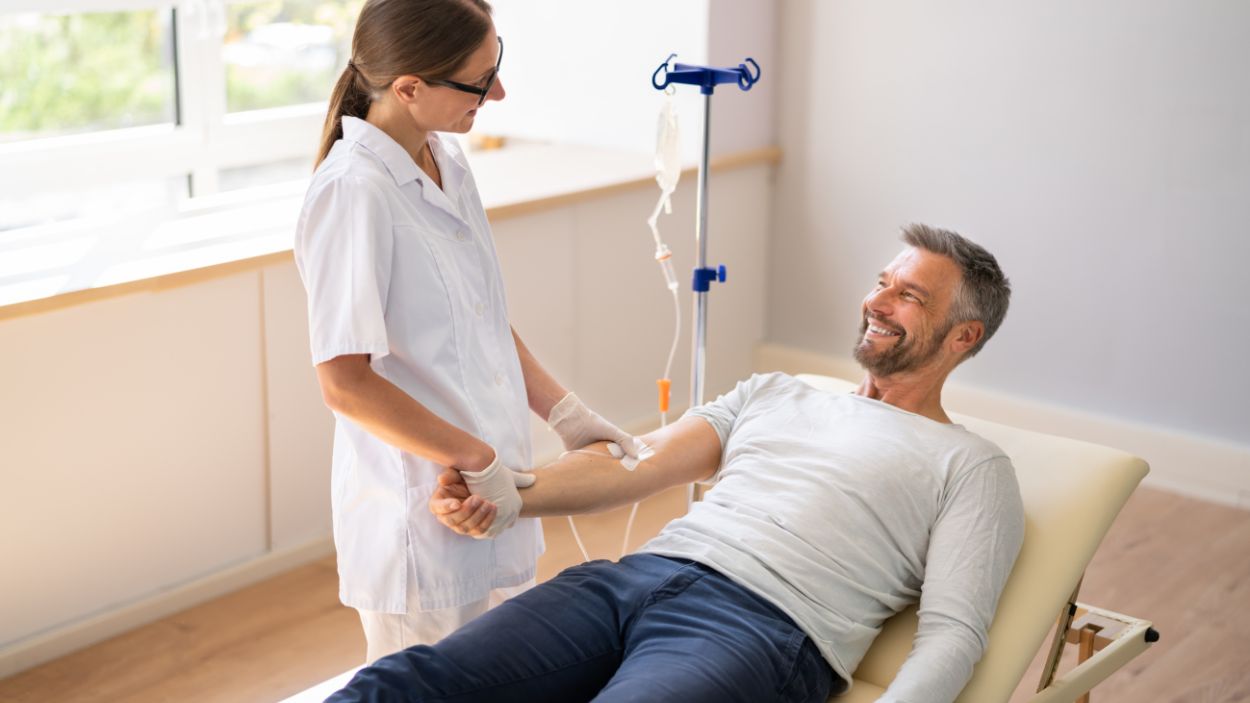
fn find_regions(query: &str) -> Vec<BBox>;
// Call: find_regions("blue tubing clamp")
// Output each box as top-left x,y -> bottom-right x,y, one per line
693,265 -> 727,292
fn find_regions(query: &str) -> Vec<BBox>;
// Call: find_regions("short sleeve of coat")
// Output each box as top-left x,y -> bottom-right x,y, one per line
295,175 -> 394,366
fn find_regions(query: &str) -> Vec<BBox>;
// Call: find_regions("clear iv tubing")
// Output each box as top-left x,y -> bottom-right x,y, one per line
618,274 -> 681,557
565,279 -> 680,562
566,92 -> 682,564
611,197 -> 684,557
570,277 -> 685,557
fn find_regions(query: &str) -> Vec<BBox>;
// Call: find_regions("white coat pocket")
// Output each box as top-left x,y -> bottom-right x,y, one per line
406,482 -> 497,611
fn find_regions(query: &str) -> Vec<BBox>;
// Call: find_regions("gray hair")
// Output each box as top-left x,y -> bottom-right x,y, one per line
901,223 -> 1011,357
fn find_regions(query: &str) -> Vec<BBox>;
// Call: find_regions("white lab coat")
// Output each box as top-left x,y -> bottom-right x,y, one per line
294,116 -> 542,614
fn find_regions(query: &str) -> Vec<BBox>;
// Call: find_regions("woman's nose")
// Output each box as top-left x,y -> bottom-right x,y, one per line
489,77 -> 506,102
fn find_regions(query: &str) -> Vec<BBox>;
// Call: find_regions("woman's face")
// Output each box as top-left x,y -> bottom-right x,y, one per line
404,25 -> 505,134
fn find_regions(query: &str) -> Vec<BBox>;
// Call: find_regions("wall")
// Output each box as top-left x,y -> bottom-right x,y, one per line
477,0 -> 778,161
474,0 -> 711,161
768,1 -> 1250,498
0,161 -> 772,677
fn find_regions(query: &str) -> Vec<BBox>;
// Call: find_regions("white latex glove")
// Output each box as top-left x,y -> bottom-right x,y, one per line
459,451 -> 535,539
548,392 -> 654,470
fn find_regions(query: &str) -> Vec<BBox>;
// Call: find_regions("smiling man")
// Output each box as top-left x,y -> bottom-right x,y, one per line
328,224 -> 1022,703
852,225 -> 1010,424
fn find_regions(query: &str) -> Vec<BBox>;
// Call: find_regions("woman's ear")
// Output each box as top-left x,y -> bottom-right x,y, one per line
390,76 -> 422,104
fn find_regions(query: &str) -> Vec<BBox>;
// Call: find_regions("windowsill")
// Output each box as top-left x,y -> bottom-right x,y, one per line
0,142 -> 780,320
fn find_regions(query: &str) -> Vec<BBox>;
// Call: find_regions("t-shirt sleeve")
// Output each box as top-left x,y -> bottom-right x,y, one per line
294,175 -> 394,366
877,455 -> 1025,703
682,373 -> 778,481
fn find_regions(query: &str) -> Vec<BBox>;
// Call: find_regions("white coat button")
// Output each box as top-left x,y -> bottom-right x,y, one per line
495,372 -> 504,386
456,231 -> 468,241
475,302 -> 485,317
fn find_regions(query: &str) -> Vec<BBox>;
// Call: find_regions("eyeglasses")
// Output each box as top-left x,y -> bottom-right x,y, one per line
423,36 -> 503,107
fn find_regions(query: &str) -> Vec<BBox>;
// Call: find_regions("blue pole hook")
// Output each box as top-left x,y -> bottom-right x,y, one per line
651,53 -> 679,90
651,54 -> 761,95
737,58 -> 761,90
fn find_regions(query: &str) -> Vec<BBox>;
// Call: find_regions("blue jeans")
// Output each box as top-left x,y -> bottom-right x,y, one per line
327,554 -> 843,703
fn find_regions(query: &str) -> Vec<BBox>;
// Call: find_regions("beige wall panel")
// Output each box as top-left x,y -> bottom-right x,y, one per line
0,273 -> 268,648
701,166 -> 771,402
262,263 -> 335,550
491,207 -> 578,462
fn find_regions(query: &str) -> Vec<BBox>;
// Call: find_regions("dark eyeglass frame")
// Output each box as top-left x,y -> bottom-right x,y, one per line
423,36 -> 503,107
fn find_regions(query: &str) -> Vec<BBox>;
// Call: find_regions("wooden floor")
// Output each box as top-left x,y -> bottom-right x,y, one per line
3,484 -> 1248,703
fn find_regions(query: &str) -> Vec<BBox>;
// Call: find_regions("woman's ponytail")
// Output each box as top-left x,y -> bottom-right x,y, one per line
315,63 -> 372,168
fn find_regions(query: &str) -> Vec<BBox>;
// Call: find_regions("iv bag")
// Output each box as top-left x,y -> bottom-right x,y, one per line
655,95 -> 681,205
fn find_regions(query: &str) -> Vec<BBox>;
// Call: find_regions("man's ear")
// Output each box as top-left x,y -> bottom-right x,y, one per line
950,320 -> 985,356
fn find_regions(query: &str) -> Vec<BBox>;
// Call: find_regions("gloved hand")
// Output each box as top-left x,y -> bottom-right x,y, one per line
547,392 -> 654,470
459,450 -> 535,539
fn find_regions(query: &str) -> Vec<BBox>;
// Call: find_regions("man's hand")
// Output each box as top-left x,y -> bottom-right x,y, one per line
429,469 -> 500,537
548,393 -> 653,469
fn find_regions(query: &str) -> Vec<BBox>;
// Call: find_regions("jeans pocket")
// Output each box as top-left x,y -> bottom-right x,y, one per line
777,632 -> 837,703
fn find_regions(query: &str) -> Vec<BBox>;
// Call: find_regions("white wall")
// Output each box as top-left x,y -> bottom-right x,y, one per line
706,0 -> 778,157
769,1 -> 1250,448
475,0 -> 710,160
477,0 -> 777,161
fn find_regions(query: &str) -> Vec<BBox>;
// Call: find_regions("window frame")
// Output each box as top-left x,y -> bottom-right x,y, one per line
0,0 -> 331,205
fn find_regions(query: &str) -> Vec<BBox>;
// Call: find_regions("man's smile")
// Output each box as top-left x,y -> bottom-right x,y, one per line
866,323 -> 901,338
864,315 -> 904,340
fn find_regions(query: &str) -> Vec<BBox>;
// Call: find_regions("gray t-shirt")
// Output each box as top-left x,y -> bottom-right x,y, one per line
640,373 -> 1024,703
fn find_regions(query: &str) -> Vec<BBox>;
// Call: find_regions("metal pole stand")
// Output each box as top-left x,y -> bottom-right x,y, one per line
651,55 -> 760,506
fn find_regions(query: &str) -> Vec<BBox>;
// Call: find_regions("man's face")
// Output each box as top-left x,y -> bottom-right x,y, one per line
853,247 -> 963,377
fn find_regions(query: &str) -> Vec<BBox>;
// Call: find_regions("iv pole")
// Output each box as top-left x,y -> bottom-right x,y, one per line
651,55 -> 760,506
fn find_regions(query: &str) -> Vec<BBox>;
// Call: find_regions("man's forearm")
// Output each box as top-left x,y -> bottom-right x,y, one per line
517,417 -> 720,517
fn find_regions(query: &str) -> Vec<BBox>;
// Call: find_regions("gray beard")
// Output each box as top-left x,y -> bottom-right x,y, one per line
852,318 -> 951,376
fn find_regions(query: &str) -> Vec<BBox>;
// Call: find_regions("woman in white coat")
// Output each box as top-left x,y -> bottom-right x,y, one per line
294,0 -> 645,664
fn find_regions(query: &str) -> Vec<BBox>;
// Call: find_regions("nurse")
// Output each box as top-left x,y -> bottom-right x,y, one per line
293,0 -> 645,663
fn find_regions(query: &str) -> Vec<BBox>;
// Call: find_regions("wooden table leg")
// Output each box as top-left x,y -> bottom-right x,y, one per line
1076,625 -> 1098,703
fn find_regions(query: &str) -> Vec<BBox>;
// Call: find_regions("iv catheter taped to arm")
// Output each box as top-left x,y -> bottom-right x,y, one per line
605,442 -> 652,471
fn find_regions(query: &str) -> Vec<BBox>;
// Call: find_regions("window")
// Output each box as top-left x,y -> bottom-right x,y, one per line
225,0 -> 356,113
0,9 -> 177,143
0,0 -> 362,236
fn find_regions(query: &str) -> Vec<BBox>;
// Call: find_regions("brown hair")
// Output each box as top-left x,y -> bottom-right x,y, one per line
315,0 -> 494,167
901,223 -> 1011,357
